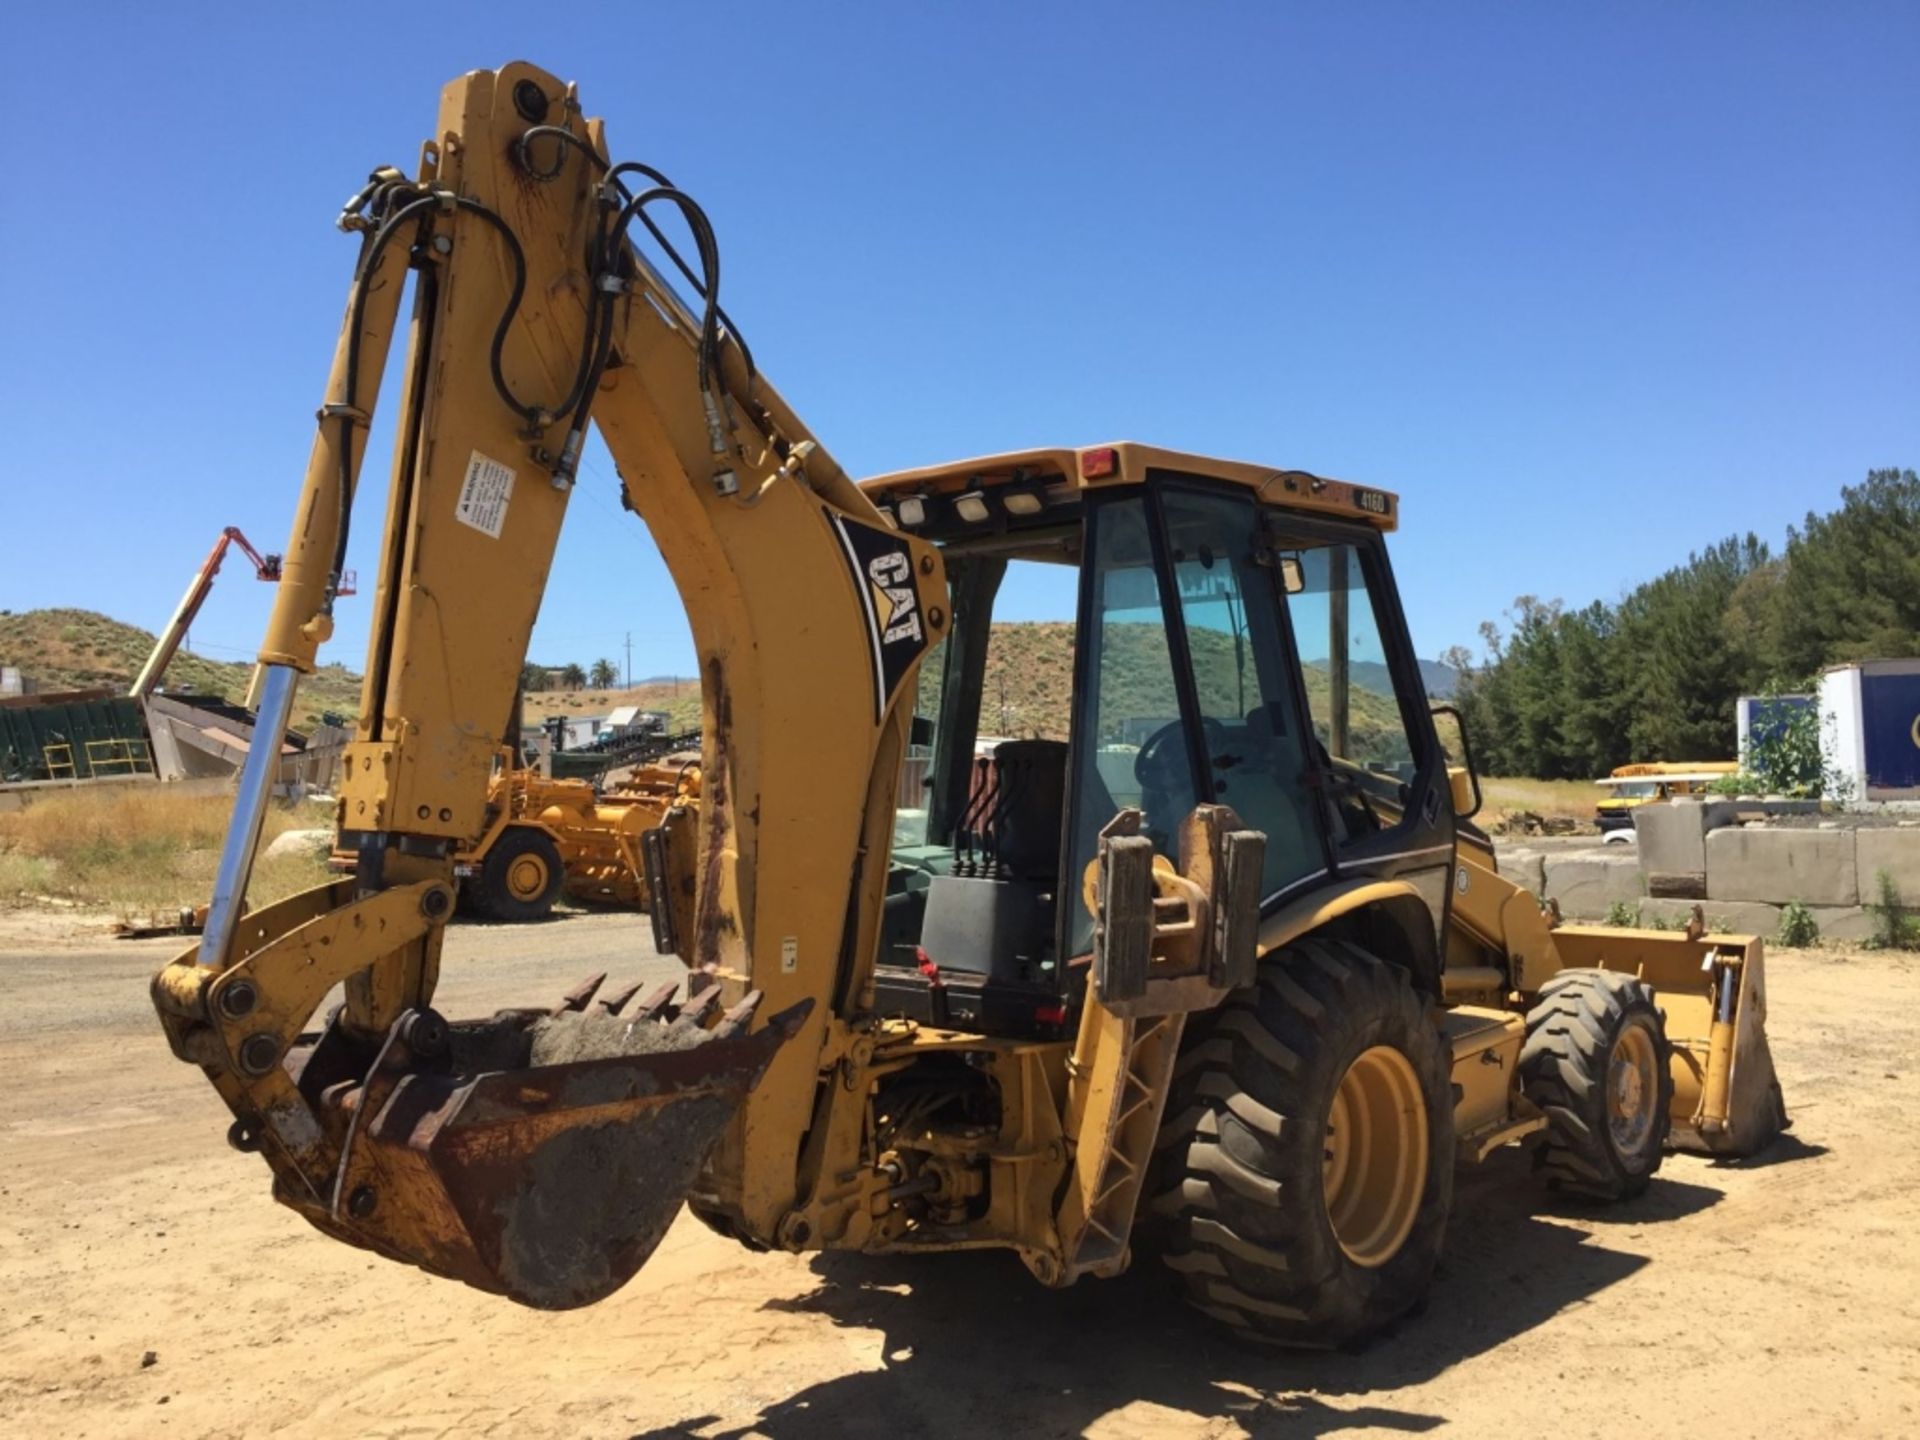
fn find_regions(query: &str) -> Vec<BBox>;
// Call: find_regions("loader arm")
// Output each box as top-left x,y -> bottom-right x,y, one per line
151,63 -> 945,1304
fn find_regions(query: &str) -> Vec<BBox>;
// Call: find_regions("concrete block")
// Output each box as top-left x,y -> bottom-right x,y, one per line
1543,852 -> 1644,918
1806,906 -> 1876,944
1705,826 -> 1857,906
1493,845 -> 1545,897
1639,899 -> 1783,938
1634,801 -> 1707,872
1854,829 -> 1920,907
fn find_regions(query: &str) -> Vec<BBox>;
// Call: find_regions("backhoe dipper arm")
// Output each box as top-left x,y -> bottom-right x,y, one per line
151,63 -> 946,1306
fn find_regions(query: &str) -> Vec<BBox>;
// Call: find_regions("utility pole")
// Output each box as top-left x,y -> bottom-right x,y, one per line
624,631 -> 632,690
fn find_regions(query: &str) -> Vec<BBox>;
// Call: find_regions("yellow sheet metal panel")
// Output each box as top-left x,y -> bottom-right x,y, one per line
1441,1006 -> 1525,1148
861,442 -> 1399,533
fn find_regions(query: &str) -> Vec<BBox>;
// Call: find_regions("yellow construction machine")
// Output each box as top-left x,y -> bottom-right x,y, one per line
339,754 -> 699,920
152,64 -> 1785,1347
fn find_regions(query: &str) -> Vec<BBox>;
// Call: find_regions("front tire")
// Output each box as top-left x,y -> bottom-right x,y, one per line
1519,968 -> 1673,1200
1147,936 -> 1455,1348
474,826 -> 564,922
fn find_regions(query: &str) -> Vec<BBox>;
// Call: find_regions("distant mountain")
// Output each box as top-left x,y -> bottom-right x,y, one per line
0,607 -> 361,730
1290,657 -> 1457,701
921,622 -> 1414,755
0,604 -> 1449,748
1421,659 -> 1459,698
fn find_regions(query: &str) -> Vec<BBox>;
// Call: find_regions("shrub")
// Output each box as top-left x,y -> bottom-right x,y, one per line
1866,868 -> 1920,951
1604,899 -> 1640,928
1777,900 -> 1819,948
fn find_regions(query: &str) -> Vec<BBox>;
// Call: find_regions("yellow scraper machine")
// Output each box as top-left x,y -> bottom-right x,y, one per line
152,62 -> 1785,1348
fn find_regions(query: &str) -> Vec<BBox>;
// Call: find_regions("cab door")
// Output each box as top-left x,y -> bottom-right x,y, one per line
1264,514 -> 1457,939
1154,484 -> 1332,906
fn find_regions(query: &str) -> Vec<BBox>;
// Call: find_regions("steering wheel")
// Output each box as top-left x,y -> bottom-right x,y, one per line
1134,717 -> 1224,790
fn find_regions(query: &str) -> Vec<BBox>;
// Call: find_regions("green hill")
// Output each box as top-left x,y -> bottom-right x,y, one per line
0,608 -> 1409,759
0,608 -> 362,732
922,621 -> 1412,761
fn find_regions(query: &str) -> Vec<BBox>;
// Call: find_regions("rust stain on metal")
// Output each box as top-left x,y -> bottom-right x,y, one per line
695,655 -> 733,973
326,997 -> 810,1308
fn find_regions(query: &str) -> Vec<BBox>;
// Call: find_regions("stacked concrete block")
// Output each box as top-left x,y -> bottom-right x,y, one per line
1492,846 -> 1546,897
1806,906 -> 1878,943
1634,801 -> 1708,897
1543,851 -> 1644,917
1704,826 -> 1857,906
1855,828 -> 1920,907
1637,898 -> 1786,936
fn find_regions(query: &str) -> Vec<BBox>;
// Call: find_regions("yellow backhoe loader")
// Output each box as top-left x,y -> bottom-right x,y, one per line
152,63 -> 1785,1347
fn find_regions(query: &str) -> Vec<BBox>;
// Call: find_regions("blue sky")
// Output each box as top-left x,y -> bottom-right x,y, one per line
3,4 -> 1914,682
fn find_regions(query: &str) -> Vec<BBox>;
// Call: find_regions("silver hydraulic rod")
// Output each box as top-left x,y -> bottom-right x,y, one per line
197,663 -> 300,969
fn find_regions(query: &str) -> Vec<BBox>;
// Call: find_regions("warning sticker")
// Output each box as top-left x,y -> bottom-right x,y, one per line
455,451 -> 515,539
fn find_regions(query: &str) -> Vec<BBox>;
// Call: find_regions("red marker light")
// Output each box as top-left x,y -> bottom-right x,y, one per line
1080,447 -> 1119,479
1034,1003 -> 1067,1026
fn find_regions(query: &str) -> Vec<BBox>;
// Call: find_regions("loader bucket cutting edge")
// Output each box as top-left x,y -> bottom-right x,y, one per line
287,997 -> 812,1309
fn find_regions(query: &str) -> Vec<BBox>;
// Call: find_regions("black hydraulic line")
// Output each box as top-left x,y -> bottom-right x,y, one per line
323,145 -> 747,609
515,125 -> 756,379
605,186 -> 722,389
324,186 -> 612,609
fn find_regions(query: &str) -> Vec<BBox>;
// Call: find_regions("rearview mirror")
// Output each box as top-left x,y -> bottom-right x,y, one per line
1277,555 -> 1305,595
1429,703 -> 1483,820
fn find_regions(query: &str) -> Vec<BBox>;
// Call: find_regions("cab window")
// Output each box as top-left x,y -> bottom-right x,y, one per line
1281,539 -> 1427,842
1161,488 -> 1324,899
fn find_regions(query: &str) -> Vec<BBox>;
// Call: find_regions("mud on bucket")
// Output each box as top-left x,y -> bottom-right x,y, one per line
300,986 -> 811,1309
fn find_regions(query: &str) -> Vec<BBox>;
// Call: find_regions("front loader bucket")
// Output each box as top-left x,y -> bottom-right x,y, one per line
1549,925 -> 1787,1157
279,990 -> 811,1309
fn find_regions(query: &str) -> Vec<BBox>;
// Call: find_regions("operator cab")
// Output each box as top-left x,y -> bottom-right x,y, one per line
859,444 -> 1457,1039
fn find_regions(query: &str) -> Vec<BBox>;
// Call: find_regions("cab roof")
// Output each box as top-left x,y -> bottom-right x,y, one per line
858,442 -> 1398,532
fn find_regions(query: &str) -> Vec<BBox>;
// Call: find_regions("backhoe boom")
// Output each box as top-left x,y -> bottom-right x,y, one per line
153,62 -> 945,1301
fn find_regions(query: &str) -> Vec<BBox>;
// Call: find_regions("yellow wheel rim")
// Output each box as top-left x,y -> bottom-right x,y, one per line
505,852 -> 550,902
1323,1045 -> 1428,1269
1608,1018 -> 1659,1157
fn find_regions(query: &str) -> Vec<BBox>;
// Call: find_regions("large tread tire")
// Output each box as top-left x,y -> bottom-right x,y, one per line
1519,968 -> 1673,1201
474,827 -> 564,923
1146,936 -> 1455,1348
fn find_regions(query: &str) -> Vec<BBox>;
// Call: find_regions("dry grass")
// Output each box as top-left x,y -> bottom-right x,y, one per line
0,786 -> 332,917
1478,776 -> 1607,827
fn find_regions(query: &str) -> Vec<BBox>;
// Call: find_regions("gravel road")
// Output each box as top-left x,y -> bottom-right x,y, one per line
2,908 -> 1916,1438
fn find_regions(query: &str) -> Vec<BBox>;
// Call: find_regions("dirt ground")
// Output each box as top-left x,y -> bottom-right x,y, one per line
2,910 -> 1917,1439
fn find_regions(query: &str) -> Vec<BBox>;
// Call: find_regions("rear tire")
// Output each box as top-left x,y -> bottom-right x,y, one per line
1147,936 -> 1454,1348
474,827 -> 564,922
1520,969 -> 1673,1200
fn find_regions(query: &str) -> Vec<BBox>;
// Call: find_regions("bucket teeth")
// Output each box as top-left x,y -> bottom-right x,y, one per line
675,985 -> 724,1031
538,975 -> 756,1037
551,972 -> 608,1017
713,992 -> 763,1040
635,982 -> 680,1021
597,980 -> 646,1016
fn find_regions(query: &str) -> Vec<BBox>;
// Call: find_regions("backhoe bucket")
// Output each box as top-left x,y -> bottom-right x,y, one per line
278,990 -> 811,1309
1549,925 -> 1787,1156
